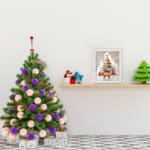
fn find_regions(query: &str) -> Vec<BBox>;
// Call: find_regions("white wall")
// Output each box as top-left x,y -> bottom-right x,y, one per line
0,0 -> 150,135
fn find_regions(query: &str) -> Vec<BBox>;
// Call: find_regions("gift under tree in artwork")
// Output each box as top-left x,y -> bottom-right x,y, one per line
133,59 -> 150,84
0,36 -> 67,142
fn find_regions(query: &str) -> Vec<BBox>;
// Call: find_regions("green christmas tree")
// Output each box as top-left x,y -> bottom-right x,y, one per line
1,36 -> 67,141
102,53 -> 112,79
133,60 -> 150,84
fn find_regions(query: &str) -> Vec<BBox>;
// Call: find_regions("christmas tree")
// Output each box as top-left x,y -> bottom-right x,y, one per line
133,60 -> 150,84
102,53 -> 112,79
1,36 -> 67,142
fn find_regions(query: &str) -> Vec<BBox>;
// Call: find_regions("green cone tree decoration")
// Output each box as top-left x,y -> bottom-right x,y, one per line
133,60 -> 150,84
0,36 -> 67,142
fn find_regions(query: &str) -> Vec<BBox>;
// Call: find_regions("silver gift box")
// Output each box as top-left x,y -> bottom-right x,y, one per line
19,135 -> 39,149
44,131 -> 68,146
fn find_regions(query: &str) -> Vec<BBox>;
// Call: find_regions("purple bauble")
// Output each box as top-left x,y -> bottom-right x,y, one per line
10,94 -> 15,100
53,113 -> 60,120
49,127 -> 56,134
28,133 -> 35,140
7,108 -> 14,113
40,72 -> 46,77
23,85 -> 29,91
10,127 -> 18,134
29,104 -> 36,111
36,113 -> 43,121
22,68 -> 28,75
47,91 -> 52,97
31,79 -> 39,86
15,79 -> 21,84
39,89 -> 45,95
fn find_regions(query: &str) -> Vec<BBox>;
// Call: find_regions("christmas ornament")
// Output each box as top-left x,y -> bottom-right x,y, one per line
49,127 -> 56,134
40,104 -> 47,111
23,85 -> 29,91
17,111 -> 24,119
53,113 -> 60,120
7,108 -> 14,113
45,114 -> 52,122
47,91 -> 52,97
17,105 -> 23,112
27,120 -> 35,128
15,79 -> 21,85
30,36 -> 34,54
19,128 -> 27,136
31,79 -> 39,86
40,72 -> 46,77
26,89 -> 34,96
39,130 -> 47,138
22,68 -> 28,75
28,133 -> 35,140
32,68 -> 39,75
15,95 -> 22,101
10,119 -> 17,126
34,97 -> 41,104
59,118 -> 65,125
10,127 -> 18,134
29,104 -> 36,111
20,80 -> 26,86
36,113 -> 43,121
30,36 -> 34,40
52,96 -> 58,103
39,89 -> 45,95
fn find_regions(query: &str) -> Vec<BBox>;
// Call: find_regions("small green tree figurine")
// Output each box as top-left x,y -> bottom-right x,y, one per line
133,60 -> 150,84
0,36 -> 67,143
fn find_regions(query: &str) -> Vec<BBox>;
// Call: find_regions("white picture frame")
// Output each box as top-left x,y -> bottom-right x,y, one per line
93,48 -> 122,83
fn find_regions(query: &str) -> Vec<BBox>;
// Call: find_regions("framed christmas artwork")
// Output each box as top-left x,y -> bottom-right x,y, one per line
93,48 -> 122,83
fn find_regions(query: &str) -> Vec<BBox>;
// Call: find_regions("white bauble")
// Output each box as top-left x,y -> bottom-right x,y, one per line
52,96 -> 58,103
45,114 -> 52,122
32,68 -> 39,75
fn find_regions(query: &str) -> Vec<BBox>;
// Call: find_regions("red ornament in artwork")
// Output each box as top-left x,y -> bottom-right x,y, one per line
30,36 -> 34,40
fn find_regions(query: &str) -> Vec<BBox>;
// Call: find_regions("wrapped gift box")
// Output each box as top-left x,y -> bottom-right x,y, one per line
56,131 -> 67,138
19,136 -> 39,149
6,134 -> 19,144
44,131 -> 68,146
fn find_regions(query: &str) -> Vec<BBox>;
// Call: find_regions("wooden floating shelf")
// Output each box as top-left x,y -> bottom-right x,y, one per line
59,83 -> 150,88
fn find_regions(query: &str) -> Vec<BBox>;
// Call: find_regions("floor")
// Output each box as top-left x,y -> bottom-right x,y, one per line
1,135 -> 150,150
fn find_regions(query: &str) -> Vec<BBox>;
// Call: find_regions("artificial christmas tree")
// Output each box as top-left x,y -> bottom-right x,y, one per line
133,60 -> 150,84
0,36 -> 67,147
102,53 -> 112,79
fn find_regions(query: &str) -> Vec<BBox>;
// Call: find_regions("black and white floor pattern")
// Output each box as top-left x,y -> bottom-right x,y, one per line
1,135 -> 150,150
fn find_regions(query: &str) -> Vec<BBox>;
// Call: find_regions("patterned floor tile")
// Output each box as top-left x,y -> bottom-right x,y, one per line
0,135 -> 150,150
